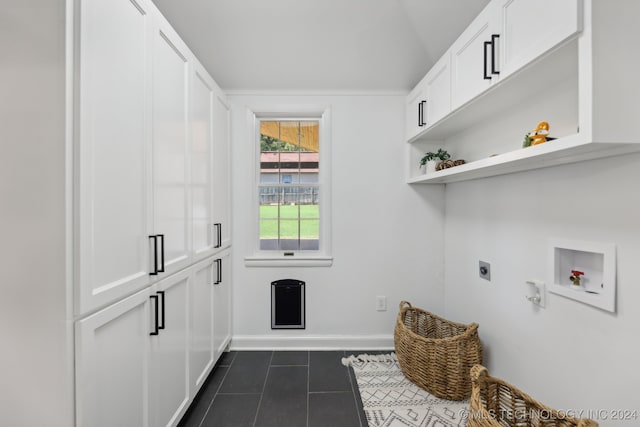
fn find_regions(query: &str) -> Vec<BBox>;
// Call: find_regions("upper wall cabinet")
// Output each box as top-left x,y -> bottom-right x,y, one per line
450,2 -> 499,110
423,51 -> 452,129
496,0 -> 582,79
77,0 -> 154,314
405,0 -> 640,184
405,78 -> 428,141
450,0 -> 581,110
405,51 -> 452,141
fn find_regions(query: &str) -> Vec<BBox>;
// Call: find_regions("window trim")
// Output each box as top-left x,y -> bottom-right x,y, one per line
244,105 -> 332,267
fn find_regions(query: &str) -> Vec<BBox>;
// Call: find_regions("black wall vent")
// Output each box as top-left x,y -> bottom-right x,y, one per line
271,279 -> 305,329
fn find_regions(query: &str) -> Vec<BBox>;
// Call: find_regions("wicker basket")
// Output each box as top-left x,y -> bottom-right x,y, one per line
469,365 -> 598,427
394,301 -> 482,401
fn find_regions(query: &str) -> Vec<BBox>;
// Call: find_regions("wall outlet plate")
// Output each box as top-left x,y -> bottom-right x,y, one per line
376,296 -> 387,311
479,261 -> 491,281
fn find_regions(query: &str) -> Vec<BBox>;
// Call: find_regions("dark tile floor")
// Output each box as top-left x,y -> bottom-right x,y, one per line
178,350 -> 387,427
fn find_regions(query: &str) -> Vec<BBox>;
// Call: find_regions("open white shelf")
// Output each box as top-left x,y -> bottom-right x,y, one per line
548,239 -> 616,312
407,135 -> 640,184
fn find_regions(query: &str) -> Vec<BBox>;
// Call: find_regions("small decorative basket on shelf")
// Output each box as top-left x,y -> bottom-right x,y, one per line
394,301 -> 482,401
469,365 -> 598,427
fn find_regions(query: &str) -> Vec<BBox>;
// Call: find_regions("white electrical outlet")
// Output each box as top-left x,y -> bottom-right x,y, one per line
376,296 -> 387,311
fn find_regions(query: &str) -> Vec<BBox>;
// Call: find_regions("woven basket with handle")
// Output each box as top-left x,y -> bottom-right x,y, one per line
394,301 -> 482,401
469,365 -> 598,426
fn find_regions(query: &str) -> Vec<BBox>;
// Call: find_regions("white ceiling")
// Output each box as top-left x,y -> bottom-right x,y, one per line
152,0 -> 490,92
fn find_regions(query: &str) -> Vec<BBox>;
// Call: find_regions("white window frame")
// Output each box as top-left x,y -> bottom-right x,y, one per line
244,105 -> 332,267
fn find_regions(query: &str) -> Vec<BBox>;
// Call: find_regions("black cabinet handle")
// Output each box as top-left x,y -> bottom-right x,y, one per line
214,258 -> 222,285
150,294 -> 159,335
483,40 -> 492,80
157,291 -> 165,330
491,34 -> 500,75
417,101 -> 422,127
157,234 -> 165,273
420,100 -> 427,126
149,235 -> 158,275
214,223 -> 222,248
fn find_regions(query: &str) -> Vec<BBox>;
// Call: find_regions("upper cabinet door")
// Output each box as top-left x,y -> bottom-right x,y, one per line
212,91 -> 231,250
405,80 -> 428,141
151,17 -> 191,275
450,2 -> 499,109
190,63 -> 216,261
424,51 -> 452,127
496,0 -> 582,79
77,0 -> 153,314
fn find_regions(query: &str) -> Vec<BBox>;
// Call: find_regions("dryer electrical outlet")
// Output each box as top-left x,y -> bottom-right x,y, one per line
479,261 -> 491,281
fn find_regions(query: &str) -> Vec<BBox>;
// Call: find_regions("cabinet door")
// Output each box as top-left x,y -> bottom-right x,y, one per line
450,2 -> 498,109
75,289 -> 151,427
424,51 -> 451,127
149,270 -> 190,427
496,0 -> 582,78
189,257 -> 215,395
405,81 -> 427,141
212,91 -> 232,249
213,251 -> 232,358
191,63 -> 216,262
77,0 -> 153,314
151,17 -> 191,276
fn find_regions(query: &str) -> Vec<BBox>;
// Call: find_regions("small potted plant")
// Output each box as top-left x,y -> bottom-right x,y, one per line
420,149 -> 450,174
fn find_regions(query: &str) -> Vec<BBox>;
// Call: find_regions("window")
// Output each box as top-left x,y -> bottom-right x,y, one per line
259,120 -> 320,251
246,108 -> 332,266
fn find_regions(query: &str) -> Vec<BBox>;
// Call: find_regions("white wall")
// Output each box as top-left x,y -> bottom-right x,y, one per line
229,94 -> 445,349
0,1 -> 73,426
444,154 -> 640,425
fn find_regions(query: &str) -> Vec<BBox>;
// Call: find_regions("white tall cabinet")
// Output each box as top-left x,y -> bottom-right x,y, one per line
76,0 -> 153,315
151,16 -> 191,277
191,63 -> 217,263
71,0 -> 233,426
213,93 -> 232,249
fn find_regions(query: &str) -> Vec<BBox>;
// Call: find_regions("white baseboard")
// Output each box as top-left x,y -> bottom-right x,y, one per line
229,334 -> 394,351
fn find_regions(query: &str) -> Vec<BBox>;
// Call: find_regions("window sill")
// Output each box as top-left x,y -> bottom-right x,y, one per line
244,255 -> 333,268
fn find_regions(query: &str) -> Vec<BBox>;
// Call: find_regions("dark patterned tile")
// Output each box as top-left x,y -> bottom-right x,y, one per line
255,366 -> 308,427
217,351 -> 237,367
309,392 -> 361,427
309,351 -> 351,392
178,366 -> 229,427
270,351 -> 308,366
219,351 -> 272,393
200,394 -> 261,427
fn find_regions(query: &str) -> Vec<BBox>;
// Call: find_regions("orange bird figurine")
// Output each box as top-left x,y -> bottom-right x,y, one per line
530,121 -> 549,146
